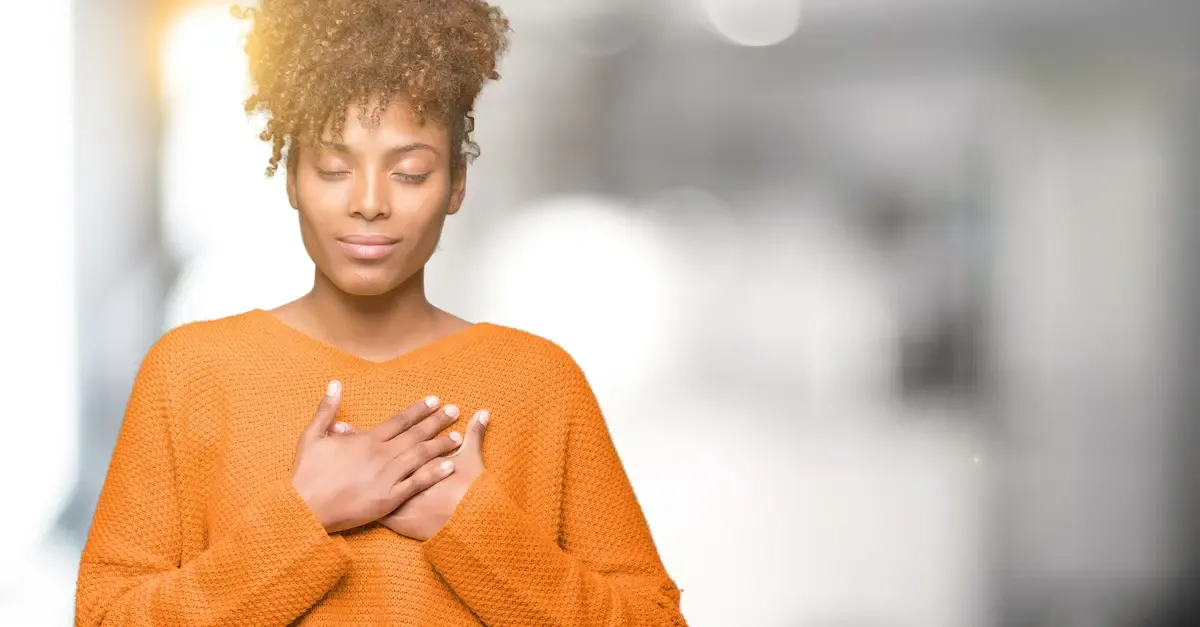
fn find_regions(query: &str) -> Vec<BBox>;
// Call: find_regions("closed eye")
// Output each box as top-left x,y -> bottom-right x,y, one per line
316,168 -> 350,179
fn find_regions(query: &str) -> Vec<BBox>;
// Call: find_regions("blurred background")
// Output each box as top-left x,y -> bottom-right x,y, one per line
1,0 -> 1198,625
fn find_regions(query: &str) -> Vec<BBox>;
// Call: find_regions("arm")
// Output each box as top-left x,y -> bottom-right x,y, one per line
75,334 -> 352,627
420,358 -> 687,626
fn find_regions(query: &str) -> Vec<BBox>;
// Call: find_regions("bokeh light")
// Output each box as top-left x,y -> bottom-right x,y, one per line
700,0 -> 803,47
475,195 -> 682,397
160,4 -> 310,328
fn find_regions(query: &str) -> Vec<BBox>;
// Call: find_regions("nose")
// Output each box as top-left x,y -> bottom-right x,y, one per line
351,168 -> 390,220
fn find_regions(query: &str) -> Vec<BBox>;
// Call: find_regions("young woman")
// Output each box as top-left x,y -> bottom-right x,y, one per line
74,1 -> 686,625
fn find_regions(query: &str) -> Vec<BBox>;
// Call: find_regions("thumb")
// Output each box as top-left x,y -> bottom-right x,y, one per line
306,380 -> 342,440
460,409 -> 489,456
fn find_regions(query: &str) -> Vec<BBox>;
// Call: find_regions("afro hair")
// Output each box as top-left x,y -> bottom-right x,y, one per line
234,0 -> 511,177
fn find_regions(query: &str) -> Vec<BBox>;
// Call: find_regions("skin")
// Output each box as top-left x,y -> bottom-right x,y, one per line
275,99 -> 472,360
278,98 -> 489,540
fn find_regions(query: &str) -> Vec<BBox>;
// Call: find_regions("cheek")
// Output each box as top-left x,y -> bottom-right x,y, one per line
408,192 -> 449,225
294,180 -> 357,251
406,193 -> 453,248
296,179 -> 349,218
388,181 -> 451,233
295,204 -> 339,255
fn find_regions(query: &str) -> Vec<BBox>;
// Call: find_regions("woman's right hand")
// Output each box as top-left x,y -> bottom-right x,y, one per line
290,380 -> 462,533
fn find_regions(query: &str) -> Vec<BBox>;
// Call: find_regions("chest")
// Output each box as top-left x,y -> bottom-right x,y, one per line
174,369 -> 568,551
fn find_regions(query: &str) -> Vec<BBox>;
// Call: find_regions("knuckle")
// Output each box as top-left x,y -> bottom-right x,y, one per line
397,407 -> 430,430
420,464 -> 444,485
418,440 -> 442,459
390,433 -> 416,451
398,407 -> 420,422
406,419 -> 437,440
370,443 -> 392,463
383,412 -> 407,431
395,449 -> 421,472
393,476 -> 417,497
392,452 -> 410,467
419,418 -> 441,434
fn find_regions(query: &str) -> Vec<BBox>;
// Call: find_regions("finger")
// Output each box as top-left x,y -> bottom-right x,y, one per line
305,380 -> 342,440
328,421 -> 356,435
388,404 -> 460,454
385,433 -> 460,484
369,395 -> 440,441
389,457 -> 455,504
460,409 -> 489,456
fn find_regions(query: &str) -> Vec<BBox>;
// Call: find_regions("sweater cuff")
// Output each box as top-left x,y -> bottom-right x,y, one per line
421,468 -> 561,578
245,478 -> 354,571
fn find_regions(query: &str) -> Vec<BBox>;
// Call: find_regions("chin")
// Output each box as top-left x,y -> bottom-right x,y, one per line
331,267 -> 406,297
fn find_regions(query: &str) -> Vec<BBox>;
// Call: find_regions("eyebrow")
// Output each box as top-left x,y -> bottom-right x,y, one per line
321,141 -> 440,157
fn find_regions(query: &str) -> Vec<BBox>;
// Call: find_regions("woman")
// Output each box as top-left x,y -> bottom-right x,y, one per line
74,1 -> 686,625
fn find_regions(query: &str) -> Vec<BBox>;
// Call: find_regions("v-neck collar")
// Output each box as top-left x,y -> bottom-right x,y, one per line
247,308 -> 496,374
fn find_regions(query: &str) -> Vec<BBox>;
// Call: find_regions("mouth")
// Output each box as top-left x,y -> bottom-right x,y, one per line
337,235 -> 399,260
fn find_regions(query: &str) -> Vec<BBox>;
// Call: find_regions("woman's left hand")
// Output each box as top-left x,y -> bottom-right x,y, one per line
374,408 -> 489,541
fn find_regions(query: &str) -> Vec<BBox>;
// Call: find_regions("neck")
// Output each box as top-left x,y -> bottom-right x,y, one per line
296,266 -> 443,360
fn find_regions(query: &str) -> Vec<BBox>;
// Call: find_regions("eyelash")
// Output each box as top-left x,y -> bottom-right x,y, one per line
315,169 -> 428,184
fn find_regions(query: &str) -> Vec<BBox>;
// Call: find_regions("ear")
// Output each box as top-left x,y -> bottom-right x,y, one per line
446,164 -> 467,216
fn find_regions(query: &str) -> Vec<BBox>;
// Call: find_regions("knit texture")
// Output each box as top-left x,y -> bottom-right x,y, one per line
76,309 -> 685,626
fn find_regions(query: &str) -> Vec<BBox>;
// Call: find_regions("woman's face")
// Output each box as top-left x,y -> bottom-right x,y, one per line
287,101 -> 465,297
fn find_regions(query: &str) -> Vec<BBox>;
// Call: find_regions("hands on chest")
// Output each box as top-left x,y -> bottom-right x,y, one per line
289,380 -> 490,541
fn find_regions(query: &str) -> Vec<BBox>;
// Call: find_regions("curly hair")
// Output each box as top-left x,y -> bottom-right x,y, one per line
233,0 -> 511,177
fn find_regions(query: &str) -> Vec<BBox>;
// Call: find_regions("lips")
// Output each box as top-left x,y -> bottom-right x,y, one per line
339,234 -> 398,245
337,235 -> 398,260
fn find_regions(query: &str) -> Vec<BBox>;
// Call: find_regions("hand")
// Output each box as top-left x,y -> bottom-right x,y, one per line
290,381 -> 462,533
379,409 -> 490,541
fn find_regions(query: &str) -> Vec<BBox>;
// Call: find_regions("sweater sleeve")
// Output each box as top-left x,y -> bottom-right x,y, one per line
75,334 -> 353,627
420,358 -> 687,626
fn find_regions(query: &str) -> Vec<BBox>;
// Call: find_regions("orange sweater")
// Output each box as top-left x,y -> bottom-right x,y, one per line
76,309 -> 685,626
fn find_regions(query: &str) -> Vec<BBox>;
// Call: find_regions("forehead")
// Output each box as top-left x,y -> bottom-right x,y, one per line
318,99 -> 450,150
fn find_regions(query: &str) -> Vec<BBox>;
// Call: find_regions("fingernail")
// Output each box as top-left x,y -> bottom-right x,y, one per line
477,410 -> 489,426
444,404 -> 459,418
449,431 -> 462,444
332,422 -> 348,434
440,460 -> 454,472
327,380 -> 341,396
425,395 -> 439,408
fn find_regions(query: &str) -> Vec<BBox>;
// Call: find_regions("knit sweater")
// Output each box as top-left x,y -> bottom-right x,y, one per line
76,308 -> 685,626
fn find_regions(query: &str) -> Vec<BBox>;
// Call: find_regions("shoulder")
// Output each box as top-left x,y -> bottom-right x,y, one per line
478,323 -> 586,375
138,309 -> 265,379
475,322 -> 596,396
